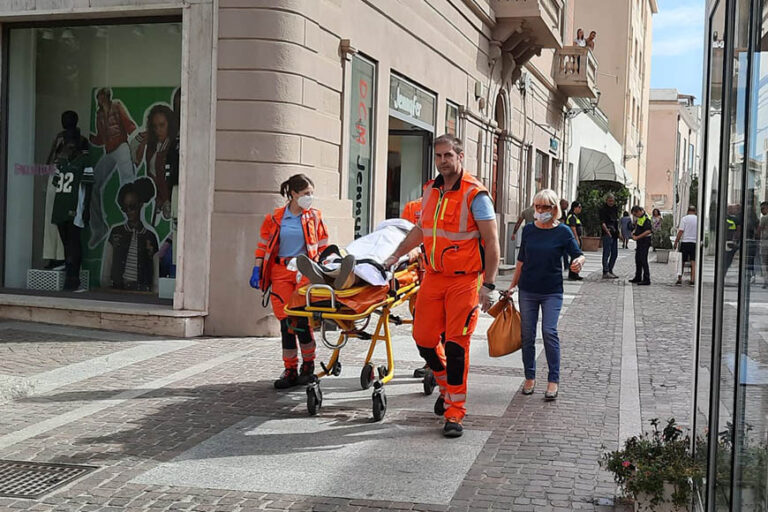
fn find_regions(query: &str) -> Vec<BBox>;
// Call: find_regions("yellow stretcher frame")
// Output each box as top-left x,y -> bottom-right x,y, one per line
283,264 -> 432,421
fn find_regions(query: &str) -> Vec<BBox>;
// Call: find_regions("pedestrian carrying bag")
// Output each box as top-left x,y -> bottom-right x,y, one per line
486,295 -> 522,357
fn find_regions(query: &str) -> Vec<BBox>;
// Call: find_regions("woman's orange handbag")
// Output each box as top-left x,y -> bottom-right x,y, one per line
486,295 -> 522,357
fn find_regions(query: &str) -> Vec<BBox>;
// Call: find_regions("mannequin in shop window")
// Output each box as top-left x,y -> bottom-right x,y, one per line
102,178 -> 159,292
51,128 -> 91,291
44,111 -> 89,270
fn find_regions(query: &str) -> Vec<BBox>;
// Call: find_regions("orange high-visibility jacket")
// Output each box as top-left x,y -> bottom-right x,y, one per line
255,206 -> 329,291
420,171 -> 488,275
401,199 -> 423,225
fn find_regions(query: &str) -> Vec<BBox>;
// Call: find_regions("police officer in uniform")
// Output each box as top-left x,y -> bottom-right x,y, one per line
566,201 -> 584,281
628,205 -> 653,285
724,204 -> 741,273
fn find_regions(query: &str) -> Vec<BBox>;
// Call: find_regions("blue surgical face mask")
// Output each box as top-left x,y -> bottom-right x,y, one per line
534,211 -> 553,222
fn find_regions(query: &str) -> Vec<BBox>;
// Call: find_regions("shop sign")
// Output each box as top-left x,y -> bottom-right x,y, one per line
549,137 -> 559,154
348,55 -> 376,238
389,75 -> 435,127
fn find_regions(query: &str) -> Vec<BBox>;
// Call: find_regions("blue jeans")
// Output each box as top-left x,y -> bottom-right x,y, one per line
519,289 -> 563,383
602,235 -> 618,273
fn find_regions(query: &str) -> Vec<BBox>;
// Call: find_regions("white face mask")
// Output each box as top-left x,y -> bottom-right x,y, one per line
297,195 -> 314,210
534,211 -> 553,222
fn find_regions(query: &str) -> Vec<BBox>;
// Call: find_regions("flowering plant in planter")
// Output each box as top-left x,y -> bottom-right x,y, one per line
600,418 -> 703,509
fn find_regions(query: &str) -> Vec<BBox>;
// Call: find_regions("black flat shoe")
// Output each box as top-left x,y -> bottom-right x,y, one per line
544,387 -> 559,401
637,281 -> 651,286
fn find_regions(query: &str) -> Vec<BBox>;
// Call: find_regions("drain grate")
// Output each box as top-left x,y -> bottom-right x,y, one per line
0,460 -> 97,499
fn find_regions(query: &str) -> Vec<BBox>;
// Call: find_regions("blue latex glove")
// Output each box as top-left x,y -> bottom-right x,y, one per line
249,266 -> 261,289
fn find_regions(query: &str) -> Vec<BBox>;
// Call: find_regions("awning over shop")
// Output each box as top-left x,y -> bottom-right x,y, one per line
578,147 -> 633,187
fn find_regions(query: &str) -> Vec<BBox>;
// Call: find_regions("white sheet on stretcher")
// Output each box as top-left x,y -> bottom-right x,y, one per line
322,218 -> 415,286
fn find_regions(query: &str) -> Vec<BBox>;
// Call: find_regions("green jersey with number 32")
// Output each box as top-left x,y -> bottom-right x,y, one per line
51,154 -> 87,225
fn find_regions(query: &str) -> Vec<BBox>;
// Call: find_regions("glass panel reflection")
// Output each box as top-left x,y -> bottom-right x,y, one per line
734,0 -> 768,508
696,0 -> 726,508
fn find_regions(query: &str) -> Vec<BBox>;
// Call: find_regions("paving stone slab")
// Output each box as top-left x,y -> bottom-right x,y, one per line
132,416 -> 491,505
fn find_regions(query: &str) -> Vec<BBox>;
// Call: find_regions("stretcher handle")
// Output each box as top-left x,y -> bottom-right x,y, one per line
320,321 -> 348,350
305,284 -> 336,310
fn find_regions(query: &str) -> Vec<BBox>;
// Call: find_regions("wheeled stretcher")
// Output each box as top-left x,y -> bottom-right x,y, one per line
283,263 -> 437,421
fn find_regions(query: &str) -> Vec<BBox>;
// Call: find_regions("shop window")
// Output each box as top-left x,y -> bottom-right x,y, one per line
534,150 -> 548,192
446,101 -> 460,138
4,22 -> 182,302
727,0 -> 768,508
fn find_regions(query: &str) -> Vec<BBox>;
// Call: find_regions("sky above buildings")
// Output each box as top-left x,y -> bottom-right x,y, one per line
650,0 -> 705,101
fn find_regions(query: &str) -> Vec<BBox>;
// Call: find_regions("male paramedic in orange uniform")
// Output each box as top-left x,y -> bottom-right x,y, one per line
385,134 -> 500,438
401,199 -> 422,225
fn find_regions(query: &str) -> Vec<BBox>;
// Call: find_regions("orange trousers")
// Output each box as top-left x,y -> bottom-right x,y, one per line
269,263 -> 315,369
413,272 -> 480,421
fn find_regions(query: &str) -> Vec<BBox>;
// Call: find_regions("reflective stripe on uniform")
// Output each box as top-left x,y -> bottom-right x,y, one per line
446,392 -> 466,403
421,227 -> 481,241
458,185 -> 479,232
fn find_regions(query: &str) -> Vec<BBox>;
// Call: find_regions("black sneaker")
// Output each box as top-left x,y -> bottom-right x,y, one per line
274,368 -> 299,389
297,361 -> 315,385
637,281 -> 651,286
413,366 -> 428,379
628,278 -> 641,283
443,419 -> 463,438
434,395 -> 445,416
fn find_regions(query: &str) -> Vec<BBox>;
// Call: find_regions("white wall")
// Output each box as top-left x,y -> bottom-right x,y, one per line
5,30 -> 36,288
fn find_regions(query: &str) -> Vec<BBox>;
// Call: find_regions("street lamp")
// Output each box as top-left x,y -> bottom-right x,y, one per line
566,91 -> 602,119
624,141 -> 644,162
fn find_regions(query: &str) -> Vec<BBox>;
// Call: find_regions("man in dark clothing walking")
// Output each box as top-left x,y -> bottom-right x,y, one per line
599,194 -> 620,278
629,205 -> 653,285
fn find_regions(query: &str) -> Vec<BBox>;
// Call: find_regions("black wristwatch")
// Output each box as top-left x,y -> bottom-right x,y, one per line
482,282 -> 496,291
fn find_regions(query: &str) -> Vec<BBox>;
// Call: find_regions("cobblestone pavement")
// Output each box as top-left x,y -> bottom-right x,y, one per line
0,248 -> 696,512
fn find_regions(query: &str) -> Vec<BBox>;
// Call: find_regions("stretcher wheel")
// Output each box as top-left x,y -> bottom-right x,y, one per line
331,361 -> 342,377
372,384 -> 387,421
423,369 -> 436,396
377,365 -> 389,380
306,379 -> 323,416
360,363 -> 375,390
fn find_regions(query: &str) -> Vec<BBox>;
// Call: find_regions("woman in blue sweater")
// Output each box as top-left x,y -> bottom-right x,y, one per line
508,189 -> 586,400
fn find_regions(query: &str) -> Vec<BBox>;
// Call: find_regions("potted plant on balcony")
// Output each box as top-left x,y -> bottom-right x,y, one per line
652,214 -> 674,263
576,181 -> 629,252
600,418 -> 703,512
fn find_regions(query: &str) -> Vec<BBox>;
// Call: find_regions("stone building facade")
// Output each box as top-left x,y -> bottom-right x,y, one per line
0,0 -> 599,336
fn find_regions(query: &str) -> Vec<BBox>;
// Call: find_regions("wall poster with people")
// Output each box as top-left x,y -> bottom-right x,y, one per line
86,86 -> 180,295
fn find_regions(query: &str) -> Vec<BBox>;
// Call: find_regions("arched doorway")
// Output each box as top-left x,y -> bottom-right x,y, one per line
492,93 -> 507,213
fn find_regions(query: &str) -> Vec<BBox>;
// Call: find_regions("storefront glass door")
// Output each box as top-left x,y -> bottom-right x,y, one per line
386,130 -> 432,219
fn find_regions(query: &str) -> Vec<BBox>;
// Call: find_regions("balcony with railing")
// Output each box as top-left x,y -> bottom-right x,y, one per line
491,0 -> 564,49
554,46 -> 599,99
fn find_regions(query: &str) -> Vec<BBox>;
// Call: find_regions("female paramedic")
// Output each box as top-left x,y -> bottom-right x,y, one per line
249,174 -> 329,389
